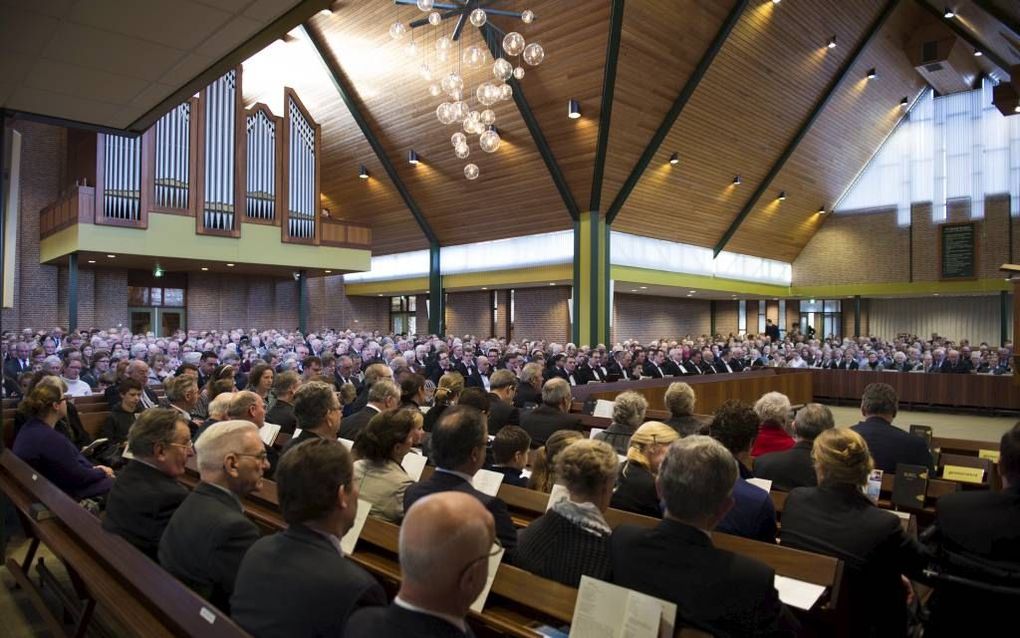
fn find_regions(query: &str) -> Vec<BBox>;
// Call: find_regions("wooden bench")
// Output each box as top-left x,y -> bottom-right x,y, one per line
0,449 -> 251,638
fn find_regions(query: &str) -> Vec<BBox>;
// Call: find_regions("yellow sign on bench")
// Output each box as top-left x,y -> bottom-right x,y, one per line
943,465 -> 985,484
978,449 -> 1000,463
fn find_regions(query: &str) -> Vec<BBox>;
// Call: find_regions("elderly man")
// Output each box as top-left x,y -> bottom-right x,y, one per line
159,420 -> 267,612
266,370 -> 300,433
347,492 -> 496,637
339,379 -> 400,440
60,358 -> 92,397
231,439 -> 386,637
103,409 -> 193,560
611,436 -> 794,636
104,360 -> 158,410
284,381 -> 342,452
164,374 -> 202,437
348,363 -> 394,415
514,362 -> 544,408
754,404 -> 835,491
519,377 -> 583,447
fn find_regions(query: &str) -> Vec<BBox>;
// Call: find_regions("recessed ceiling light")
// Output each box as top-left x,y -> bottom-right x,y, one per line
866,68 -> 877,79
943,7 -> 955,19
973,49 -> 982,57
777,191 -> 786,201
201,267 -> 209,271
640,286 -> 647,289
87,260 -> 96,264
933,292 -> 940,296
408,150 -> 419,165
378,294 -> 384,297
630,289 -> 638,292
689,290 -> 696,294
669,152 -> 679,165
818,205 -> 826,214
733,175 -> 741,186
481,287 -> 488,290
324,270 -> 332,273
900,96 -> 909,109
548,282 -> 555,286
107,254 -> 116,258
827,36 -> 836,49
226,263 -> 235,267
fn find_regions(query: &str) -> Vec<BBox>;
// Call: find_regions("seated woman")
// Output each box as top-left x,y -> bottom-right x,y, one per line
245,363 -> 274,401
528,429 -> 585,493
99,378 -> 144,444
514,439 -> 618,586
13,380 -> 114,500
780,428 -> 929,637
751,391 -> 794,457
423,372 -> 463,433
663,382 -> 704,436
13,372 -> 92,448
595,391 -> 647,455
610,422 -> 679,518
352,408 -> 424,523
399,373 -> 427,411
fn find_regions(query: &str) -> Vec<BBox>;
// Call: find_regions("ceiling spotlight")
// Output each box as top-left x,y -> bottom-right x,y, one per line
87,259 -> 96,264
900,96 -> 909,108
640,286 -> 647,289
669,152 -> 679,165
827,36 -> 836,49
408,150 -> 419,165
226,263 -> 235,267
943,7 -> 955,18
324,270 -> 332,273
689,290 -> 696,294
772,0 -> 781,4
201,267 -> 209,271
866,68 -> 877,79
973,49 -> 982,57
777,191 -> 786,201
818,205 -> 826,214
733,175 -> 742,186
548,282 -> 555,286
568,99 -> 581,119
359,164 -> 369,179
107,254 -> 116,258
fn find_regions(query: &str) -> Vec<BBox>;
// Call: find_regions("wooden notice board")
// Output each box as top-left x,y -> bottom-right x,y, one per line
940,223 -> 975,280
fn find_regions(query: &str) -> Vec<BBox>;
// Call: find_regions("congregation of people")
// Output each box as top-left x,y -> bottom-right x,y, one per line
2,325 -> 1018,637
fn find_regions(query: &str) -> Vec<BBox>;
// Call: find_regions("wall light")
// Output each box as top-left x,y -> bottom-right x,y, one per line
359,164 -> 369,179
568,99 -> 581,119
777,191 -> 786,201
669,152 -> 679,165
408,150 -> 419,165
866,68 -> 877,79
827,36 -> 836,49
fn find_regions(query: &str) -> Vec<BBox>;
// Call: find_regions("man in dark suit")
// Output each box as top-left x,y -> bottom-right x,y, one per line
943,349 -> 973,374
513,362 -> 543,408
926,422 -> 1020,634
335,355 -> 362,392
754,404 -> 834,492
348,363 -> 394,415
486,370 -> 520,433
764,319 -> 780,343
643,349 -> 668,379
339,379 -> 399,440
714,350 -> 740,374
347,492 -> 494,637
579,351 -> 608,383
605,349 -> 631,382
404,405 -> 517,548
835,352 -> 859,370
104,360 -> 159,410
197,350 -> 219,389
2,341 -> 32,387
519,378 -> 583,447
266,370 -> 300,434
851,383 -> 934,472
544,354 -> 569,383
611,435 -> 795,636
103,409 -> 192,560
231,439 -> 386,637
159,420 -> 267,612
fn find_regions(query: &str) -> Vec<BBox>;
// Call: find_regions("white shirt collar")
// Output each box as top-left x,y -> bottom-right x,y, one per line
394,596 -> 467,632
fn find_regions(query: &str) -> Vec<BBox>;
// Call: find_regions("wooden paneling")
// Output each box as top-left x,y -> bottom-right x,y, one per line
727,1 -> 930,261
39,186 -> 95,238
811,368 -> 1020,410
933,0 -> 1020,76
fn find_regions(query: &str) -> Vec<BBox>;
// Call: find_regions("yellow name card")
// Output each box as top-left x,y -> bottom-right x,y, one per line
943,465 -> 985,484
978,449 -> 1000,463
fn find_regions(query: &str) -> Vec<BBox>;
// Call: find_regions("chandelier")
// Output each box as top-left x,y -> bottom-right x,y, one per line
388,0 -> 545,180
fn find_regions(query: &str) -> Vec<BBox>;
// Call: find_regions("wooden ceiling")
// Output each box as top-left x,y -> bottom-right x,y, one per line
237,0 -> 1020,258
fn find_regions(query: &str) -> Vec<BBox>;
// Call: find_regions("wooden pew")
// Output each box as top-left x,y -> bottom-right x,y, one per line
0,450 -> 251,638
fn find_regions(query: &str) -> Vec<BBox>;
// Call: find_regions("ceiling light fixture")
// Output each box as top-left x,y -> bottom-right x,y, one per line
408,150 -> 419,165
733,175 -> 741,186
107,254 -> 116,258
827,36 -> 836,49
777,191 -> 786,201
568,99 -> 581,119
900,96 -> 909,108
325,270 -> 332,273
226,263 -> 235,267
640,286 -> 647,289
866,68 -> 877,79
973,49 -> 982,57
359,164 -> 369,179
818,205 -> 826,214
548,282 -> 555,286
201,267 -> 209,271
87,260 -> 96,264
943,7 -> 955,19
669,152 -> 679,165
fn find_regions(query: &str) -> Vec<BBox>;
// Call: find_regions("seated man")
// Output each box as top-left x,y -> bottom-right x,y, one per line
158,420 -> 267,612
486,425 -> 531,487
266,371 -> 300,434
346,492 -> 496,638
485,369 -> 520,433
340,378 -> 400,440
754,403 -> 834,491
99,378 -> 145,444
231,439 -> 386,637
926,421 -> 1020,635
611,436 -> 794,636
519,378 -> 583,447
709,401 -> 777,543
850,383 -> 933,472
404,405 -> 517,548
102,409 -> 192,560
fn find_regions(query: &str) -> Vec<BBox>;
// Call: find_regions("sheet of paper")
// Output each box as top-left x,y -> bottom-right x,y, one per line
339,438 -> 354,451
570,576 -> 675,638
258,422 -> 281,447
401,451 -> 428,481
588,428 -> 605,440
890,509 -> 911,520
774,575 -> 826,611
623,588 -> 677,638
292,428 -> 302,440
520,468 -> 532,480
747,478 -> 772,494
340,498 -> 372,555
546,483 -> 570,511
472,468 -> 505,497
469,543 -> 505,613
592,400 -> 616,419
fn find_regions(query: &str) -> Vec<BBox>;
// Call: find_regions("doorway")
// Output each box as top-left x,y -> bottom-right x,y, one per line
128,307 -> 185,337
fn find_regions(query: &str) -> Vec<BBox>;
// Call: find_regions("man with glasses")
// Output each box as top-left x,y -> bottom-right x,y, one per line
103,409 -> 193,560
159,420 -> 266,613
347,491 -> 497,637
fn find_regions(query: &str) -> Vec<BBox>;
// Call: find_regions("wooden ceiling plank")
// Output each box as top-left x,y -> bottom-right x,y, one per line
713,0 -> 901,257
303,22 -> 439,245
920,0 -> 1013,77
972,0 -> 1020,38
589,0 -> 625,213
604,0 -> 750,225
480,23 -> 580,221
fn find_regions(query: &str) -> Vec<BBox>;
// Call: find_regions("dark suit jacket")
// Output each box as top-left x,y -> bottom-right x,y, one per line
486,394 -> 519,433
266,399 -> 297,434
231,524 -> 387,638
781,485 -> 929,636
99,404 -> 136,444
851,416 -> 934,472
463,367 -> 484,388
346,602 -> 475,638
102,460 -> 188,560
340,405 -> 382,440
158,482 -> 260,612
519,405 -> 583,447
643,362 -> 667,379
576,364 -> 605,384
612,519 -> 791,637
714,359 -> 739,374
404,470 -> 517,548
486,465 -> 529,488
752,440 -> 817,492
610,460 -> 661,518
662,360 -> 684,377
717,477 -> 777,543
835,360 -> 859,370
512,383 -> 541,408
282,429 -> 327,455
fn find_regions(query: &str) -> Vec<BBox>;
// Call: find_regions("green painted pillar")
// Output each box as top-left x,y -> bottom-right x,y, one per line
428,243 -> 444,336
572,211 -> 611,346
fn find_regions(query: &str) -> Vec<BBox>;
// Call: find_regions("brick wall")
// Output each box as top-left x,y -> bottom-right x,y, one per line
55,266 -> 129,330
494,290 -> 509,339
611,293 -> 711,343
714,300 -> 739,336
415,294 -> 429,334
513,286 -> 570,343
347,295 -> 390,333
445,290 -> 492,338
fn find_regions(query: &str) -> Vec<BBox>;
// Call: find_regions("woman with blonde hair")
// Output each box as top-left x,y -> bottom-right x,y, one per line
423,371 -> 464,433
663,382 -> 703,436
780,428 -> 929,637
528,429 -> 585,493
515,439 -> 619,586
610,422 -> 679,518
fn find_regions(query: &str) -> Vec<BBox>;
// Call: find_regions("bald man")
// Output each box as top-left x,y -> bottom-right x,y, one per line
346,492 -> 495,637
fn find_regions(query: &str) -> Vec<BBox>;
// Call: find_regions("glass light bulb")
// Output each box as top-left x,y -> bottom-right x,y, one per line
454,101 -> 470,119
476,82 -> 495,106
419,63 -> 432,81
513,66 -> 525,80
389,22 -> 408,40
480,109 -> 496,125
441,72 -> 463,95
436,102 -> 452,124
500,83 -> 513,100
521,9 -> 535,24
493,58 -> 513,81
479,129 -> 501,153
428,11 -> 441,26
523,43 -> 544,66
428,83 -> 442,97
405,41 -> 419,58
462,45 -> 486,67
455,144 -> 470,159
464,163 -> 480,180
436,35 -> 452,51
502,32 -> 525,56
469,8 -> 487,27
416,0 -> 434,12
451,132 -> 467,147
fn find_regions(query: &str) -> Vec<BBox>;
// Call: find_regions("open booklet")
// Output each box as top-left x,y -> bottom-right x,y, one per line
469,542 -> 506,613
339,498 -> 373,555
472,468 -> 505,497
258,423 -> 281,447
569,576 -> 677,638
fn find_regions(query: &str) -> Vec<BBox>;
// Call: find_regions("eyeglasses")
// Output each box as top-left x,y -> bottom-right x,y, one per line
168,441 -> 194,451
234,451 -> 269,462
459,538 -> 503,580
